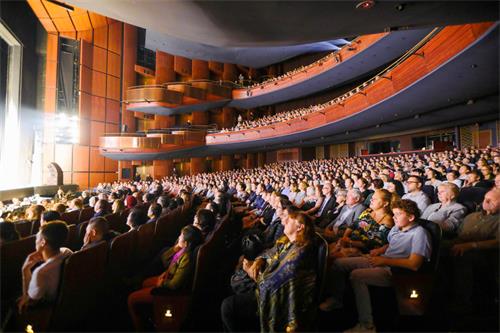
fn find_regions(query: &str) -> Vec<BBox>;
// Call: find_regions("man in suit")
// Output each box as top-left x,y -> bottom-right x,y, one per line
323,189 -> 366,242
315,182 -> 337,228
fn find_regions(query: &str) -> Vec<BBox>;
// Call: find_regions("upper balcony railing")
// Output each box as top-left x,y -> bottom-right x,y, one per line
207,22 -> 495,145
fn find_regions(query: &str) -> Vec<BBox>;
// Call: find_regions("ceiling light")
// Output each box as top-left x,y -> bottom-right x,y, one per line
356,0 -> 375,10
395,3 -> 406,11
466,99 -> 474,105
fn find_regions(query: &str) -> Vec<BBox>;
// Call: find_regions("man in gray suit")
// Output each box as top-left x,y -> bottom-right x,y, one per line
323,189 -> 366,242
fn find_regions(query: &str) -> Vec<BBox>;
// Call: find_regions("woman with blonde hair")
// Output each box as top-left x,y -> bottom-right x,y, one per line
112,199 -> 125,215
331,189 -> 395,258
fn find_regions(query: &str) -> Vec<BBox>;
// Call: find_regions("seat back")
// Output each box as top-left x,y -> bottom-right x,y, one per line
136,222 -> 156,265
0,235 -> 36,302
30,219 -> 40,235
77,220 -> 89,249
109,230 -> 137,277
313,233 -> 329,305
78,207 -> 94,224
421,185 -> 437,204
457,186 -> 488,214
50,242 -> 108,330
417,219 -> 442,273
65,224 -> 80,251
105,213 -> 129,233
60,210 -> 80,225
14,220 -> 33,238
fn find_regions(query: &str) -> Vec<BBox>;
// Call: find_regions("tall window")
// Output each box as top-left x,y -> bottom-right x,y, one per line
0,20 -> 22,190
55,37 -> 79,144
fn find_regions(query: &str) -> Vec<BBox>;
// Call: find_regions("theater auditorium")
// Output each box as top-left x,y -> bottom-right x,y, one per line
0,1 -> 499,332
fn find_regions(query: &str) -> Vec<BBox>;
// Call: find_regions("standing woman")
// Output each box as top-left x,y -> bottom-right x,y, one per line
128,225 -> 203,331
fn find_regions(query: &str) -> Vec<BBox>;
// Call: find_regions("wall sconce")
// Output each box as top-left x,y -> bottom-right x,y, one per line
410,290 -> 419,299
164,309 -> 173,317
25,325 -> 34,333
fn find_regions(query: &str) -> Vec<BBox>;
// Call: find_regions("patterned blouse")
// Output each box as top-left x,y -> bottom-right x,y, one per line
350,209 -> 392,252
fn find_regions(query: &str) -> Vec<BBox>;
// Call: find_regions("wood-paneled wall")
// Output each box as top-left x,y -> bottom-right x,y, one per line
29,1 -> 128,189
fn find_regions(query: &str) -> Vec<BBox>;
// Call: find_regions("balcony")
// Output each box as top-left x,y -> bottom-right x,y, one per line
125,81 -> 232,116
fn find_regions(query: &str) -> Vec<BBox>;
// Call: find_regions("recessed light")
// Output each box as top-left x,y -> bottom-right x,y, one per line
356,0 -> 375,10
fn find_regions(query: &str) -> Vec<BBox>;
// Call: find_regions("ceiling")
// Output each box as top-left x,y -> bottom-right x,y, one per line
65,1 -> 498,67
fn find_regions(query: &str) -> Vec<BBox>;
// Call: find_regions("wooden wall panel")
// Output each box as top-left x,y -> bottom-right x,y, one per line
79,91 -> 92,119
90,173 -> 105,187
174,56 -> 192,76
79,65 -> 93,94
106,99 -> 120,124
192,59 -> 209,79
108,22 -> 122,55
105,157 -> 118,172
91,70 -> 106,97
92,46 -> 107,72
223,63 -> 237,82
90,147 -> 105,171
77,29 -> 93,43
90,121 -> 105,146
104,172 -> 118,183
156,51 -> 175,84
80,40 -> 93,68
105,123 -> 119,135
71,9 -> 92,31
93,25 -> 108,49
209,61 -> 223,74
90,95 -> 106,121
79,119 -> 90,146
107,51 -> 121,77
73,145 -> 90,172
73,172 -> 89,189
106,75 -> 121,101
122,24 -> 138,133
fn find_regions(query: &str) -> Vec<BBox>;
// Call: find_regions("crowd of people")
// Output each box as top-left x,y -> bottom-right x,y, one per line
1,146 -> 498,332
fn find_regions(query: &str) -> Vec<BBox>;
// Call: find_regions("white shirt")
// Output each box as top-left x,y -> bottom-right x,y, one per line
28,248 -> 73,302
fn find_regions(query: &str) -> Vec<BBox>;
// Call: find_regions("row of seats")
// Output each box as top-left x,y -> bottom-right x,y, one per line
2,204 -> 193,331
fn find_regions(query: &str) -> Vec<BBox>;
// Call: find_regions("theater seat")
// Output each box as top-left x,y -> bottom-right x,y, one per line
65,224 -> 79,251
60,210 -> 80,225
390,220 -> 442,315
152,213 -> 240,331
78,207 -> 94,224
14,220 -> 33,238
105,213 -> 129,233
109,230 -> 138,278
77,220 -> 89,249
49,241 -> 108,331
422,185 -> 438,204
457,186 -> 488,214
136,222 -> 156,266
0,235 -> 36,304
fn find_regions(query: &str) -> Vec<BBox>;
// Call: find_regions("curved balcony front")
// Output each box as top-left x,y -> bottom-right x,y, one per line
207,23 -> 499,151
100,130 -> 207,160
125,82 -> 231,116
228,28 -> 433,109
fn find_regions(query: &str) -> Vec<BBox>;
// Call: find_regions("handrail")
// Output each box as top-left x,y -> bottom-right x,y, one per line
239,35 -> 362,90
217,28 -> 442,134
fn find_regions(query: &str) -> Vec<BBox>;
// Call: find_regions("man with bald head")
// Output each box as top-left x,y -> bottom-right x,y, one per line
448,188 -> 499,313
